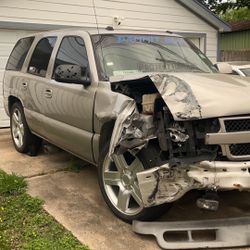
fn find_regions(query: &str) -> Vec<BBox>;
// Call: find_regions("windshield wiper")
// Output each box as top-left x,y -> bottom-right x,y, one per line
155,50 -> 203,72
156,50 -> 167,68
150,42 -> 204,72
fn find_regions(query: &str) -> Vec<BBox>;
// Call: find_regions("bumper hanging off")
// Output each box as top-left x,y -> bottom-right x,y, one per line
133,217 -> 250,249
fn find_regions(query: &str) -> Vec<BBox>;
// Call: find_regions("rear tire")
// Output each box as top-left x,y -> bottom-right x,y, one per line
98,143 -> 171,223
10,102 -> 41,155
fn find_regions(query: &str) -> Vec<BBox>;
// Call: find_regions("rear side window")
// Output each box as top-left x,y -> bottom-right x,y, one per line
6,37 -> 34,71
28,37 -> 57,77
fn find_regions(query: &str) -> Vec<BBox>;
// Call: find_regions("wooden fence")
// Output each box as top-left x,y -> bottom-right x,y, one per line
220,50 -> 250,61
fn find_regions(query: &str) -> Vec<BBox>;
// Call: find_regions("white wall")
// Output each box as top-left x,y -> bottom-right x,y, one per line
0,0 -> 218,61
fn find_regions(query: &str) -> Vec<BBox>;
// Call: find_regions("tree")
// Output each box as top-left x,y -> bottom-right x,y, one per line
198,0 -> 223,14
198,0 -> 250,15
222,7 -> 250,22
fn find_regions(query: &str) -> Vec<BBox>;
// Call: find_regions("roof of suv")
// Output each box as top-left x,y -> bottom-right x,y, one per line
21,28 -> 182,39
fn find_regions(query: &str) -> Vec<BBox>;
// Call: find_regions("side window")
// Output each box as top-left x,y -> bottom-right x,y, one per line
6,37 -> 34,71
28,37 -> 57,77
53,36 -> 89,77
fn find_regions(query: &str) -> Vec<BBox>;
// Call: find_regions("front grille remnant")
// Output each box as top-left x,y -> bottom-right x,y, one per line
224,119 -> 250,132
219,116 -> 250,160
229,143 -> 250,156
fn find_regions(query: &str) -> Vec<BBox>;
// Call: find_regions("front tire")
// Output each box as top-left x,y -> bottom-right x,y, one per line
98,143 -> 171,223
10,102 -> 41,155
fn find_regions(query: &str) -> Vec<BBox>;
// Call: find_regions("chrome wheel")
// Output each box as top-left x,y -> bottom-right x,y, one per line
102,153 -> 144,216
11,108 -> 24,148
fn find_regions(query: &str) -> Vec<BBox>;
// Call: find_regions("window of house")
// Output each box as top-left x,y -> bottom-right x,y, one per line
6,37 -> 35,71
53,36 -> 89,77
28,37 -> 57,77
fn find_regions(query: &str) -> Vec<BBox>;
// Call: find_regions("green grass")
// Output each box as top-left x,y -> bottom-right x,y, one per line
0,170 -> 89,250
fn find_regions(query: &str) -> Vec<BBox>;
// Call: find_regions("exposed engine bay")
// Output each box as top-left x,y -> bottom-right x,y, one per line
108,73 -> 250,208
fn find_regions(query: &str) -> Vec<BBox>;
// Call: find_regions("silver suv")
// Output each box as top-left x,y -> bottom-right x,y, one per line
3,28 -> 250,222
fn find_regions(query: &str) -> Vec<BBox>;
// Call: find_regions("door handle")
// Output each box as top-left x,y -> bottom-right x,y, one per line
44,89 -> 53,98
21,82 -> 28,89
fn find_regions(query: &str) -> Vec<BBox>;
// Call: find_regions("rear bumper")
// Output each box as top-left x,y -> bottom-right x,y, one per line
133,217 -> 250,249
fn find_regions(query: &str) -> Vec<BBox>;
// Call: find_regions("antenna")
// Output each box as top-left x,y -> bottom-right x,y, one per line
92,0 -> 107,80
92,0 -> 99,33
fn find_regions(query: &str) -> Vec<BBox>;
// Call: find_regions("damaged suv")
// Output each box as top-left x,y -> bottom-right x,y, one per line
3,29 -> 250,222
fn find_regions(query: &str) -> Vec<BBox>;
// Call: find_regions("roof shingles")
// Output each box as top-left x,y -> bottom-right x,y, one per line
231,20 -> 250,32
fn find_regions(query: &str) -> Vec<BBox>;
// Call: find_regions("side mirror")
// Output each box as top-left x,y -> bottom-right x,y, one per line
54,64 -> 91,87
214,62 -> 233,74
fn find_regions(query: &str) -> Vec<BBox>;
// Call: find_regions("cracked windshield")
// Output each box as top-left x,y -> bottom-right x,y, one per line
92,34 -> 217,79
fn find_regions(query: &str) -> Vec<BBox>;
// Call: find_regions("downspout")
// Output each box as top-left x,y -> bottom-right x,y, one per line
217,30 -> 221,62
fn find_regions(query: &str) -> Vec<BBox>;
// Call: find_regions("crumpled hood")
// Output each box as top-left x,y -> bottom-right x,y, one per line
110,73 -> 250,120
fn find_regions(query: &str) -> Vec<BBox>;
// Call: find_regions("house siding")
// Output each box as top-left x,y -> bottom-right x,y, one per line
0,0 -> 218,62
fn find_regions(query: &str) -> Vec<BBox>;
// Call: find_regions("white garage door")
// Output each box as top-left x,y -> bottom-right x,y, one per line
0,29 -> 35,127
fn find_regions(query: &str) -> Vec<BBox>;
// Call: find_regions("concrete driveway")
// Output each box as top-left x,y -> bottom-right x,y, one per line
1,128 -> 250,250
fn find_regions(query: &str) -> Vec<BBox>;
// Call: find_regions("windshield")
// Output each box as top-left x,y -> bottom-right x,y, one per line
240,68 -> 250,77
92,34 -> 217,80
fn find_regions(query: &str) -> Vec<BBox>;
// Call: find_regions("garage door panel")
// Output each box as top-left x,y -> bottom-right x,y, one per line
0,29 -> 32,43
0,43 -> 14,56
0,108 -> 9,127
0,108 -> 7,118
0,70 -> 4,79
0,57 -> 8,70
0,71 -> 4,102
0,29 -> 34,127
0,95 -> 4,108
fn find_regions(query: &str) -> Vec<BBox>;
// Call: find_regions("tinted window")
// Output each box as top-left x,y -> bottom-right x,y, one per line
53,36 -> 88,76
6,37 -> 34,71
28,37 -> 57,77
